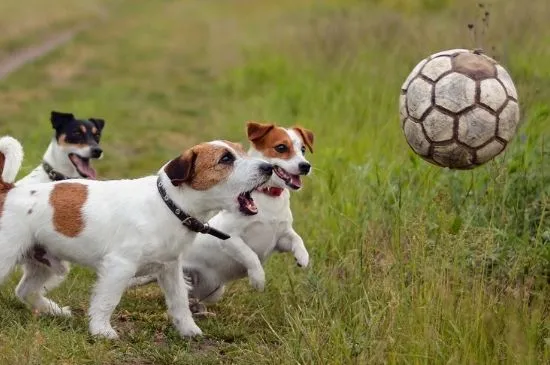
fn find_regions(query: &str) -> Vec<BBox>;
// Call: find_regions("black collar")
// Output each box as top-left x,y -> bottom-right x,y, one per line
42,161 -> 70,181
156,177 -> 230,240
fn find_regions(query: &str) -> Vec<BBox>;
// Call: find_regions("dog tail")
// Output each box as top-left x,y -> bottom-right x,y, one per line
0,136 -> 23,186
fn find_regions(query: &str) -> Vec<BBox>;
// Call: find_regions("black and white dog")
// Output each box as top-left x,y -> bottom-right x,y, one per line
15,111 -> 106,308
17,111 -> 105,185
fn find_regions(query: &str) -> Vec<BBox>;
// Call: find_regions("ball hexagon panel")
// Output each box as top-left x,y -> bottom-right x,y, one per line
458,108 -> 496,148
401,58 -> 427,91
399,94 -> 407,120
480,78 -> 507,111
452,52 -> 496,80
497,100 -> 520,141
430,49 -> 469,58
406,78 -> 433,120
403,118 -> 430,156
432,143 -> 474,169
422,56 -> 452,81
476,140 -> 505,164
496,65 -> 518,99
423,109 -> 454,142
435,73 -> 476,113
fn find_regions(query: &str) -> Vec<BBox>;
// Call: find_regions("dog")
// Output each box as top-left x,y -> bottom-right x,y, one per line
15,110 -> 106,298
128,122 -> 313,312
18,111 -> 105,185
0,137 -> 273,339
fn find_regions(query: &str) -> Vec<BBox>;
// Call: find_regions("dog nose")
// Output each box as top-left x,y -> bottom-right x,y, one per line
90,147 -> 103,159
259,163 -> 273,176
298,162 -> 311,174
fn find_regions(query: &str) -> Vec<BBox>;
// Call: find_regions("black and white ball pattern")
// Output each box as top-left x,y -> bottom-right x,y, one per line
400,49 -> 520,169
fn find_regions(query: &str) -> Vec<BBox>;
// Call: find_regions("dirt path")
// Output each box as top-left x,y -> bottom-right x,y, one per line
0,25 -> 87,80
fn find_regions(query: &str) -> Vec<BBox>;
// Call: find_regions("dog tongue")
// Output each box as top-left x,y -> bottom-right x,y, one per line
290,174 -> 302,188
70,155 -> 97,180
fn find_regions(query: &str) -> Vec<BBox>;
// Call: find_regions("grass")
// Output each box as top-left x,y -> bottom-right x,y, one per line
0,0 -> 549,363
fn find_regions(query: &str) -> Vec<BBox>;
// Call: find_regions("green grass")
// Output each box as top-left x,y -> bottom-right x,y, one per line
0,0 -> 549,363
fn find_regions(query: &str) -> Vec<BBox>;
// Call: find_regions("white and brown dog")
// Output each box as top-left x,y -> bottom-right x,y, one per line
129,122 -> 313,310
0,136 -> 272,339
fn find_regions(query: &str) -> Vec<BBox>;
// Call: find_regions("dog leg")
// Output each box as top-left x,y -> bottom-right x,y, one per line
277,229 -> 309,268
126,274 -> 158,288
88,256 -> 137,339
220,237 -> 265,291
15,260 -> 71,317
157,258 -> 202,337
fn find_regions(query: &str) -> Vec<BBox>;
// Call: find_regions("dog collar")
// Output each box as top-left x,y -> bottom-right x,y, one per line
42,161 -> 69,181
156,177 -> 230,240
257,186 -> 284,197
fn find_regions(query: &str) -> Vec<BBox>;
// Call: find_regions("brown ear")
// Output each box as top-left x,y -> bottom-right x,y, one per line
246,121 -> 275,142
293,126 -> 314,153
164,149 -> 197,186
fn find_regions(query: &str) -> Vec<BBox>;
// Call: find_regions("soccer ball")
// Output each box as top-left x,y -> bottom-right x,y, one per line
399,49 -> 520,169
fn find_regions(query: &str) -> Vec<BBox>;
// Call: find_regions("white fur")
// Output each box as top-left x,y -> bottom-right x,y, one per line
15,138 -> 97,305
0,140 -> 271,339
0,136 -> 23,184
129,127 -> 311,305
17,138 -> 93,186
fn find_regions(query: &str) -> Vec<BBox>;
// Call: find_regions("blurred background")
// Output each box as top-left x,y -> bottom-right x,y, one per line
0,0 -> 548,364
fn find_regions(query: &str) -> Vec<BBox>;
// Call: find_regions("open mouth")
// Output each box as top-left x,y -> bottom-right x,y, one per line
273,166 -> 302,190
237,191 -> 258,215
68,153 -> 97,179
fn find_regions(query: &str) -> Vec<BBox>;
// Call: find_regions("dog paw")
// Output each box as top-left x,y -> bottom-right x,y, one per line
178,322 -> 203,337
248,269 -> 265,291
295,250 -> 309,268
60,306 -> 72,317
90,324 -> 119,340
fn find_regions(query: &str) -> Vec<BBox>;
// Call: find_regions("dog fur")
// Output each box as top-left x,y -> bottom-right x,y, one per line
0,138 -> 272,339
15,111 -> 106,298
17,111 -> 105,185
129,122 -> 313,309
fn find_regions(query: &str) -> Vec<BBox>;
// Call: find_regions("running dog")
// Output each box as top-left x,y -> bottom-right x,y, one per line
129,122 -> 313,312
16,110 -> 106,298
0,137 -> 272,339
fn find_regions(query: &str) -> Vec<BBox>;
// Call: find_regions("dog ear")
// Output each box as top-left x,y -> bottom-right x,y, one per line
89,118 -> 106,131
164,149 -> 197,186
293,126 -> 314,153
246,121 -> 274,142
50,111 -> 74,130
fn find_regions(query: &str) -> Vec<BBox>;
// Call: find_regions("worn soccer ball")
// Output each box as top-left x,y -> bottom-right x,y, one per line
399,49 -> 520,169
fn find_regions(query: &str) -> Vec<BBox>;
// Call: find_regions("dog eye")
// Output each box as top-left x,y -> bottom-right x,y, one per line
274,144 -> 288,153
219,152 -> 235,165
301,146 -> 306,154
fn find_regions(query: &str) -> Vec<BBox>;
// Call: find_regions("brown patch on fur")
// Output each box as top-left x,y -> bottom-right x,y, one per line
165,143 -> 237,190
0,150 -> 15,219
292,126 -> 315,153
79,125 -> 87,134
91,127 -> 98,134
247,122 -> 274,142
49,183 -> 88,237
57,134 -> 88,149
247,122 -> 295,159
453,53 -> 496,80
221,140 -> 246,156
0,152 -> 13,191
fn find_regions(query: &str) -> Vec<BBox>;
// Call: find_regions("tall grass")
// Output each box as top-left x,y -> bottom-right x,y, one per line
0,0 -> 547,363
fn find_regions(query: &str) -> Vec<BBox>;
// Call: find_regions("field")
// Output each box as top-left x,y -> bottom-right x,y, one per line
0,0 -> 549,363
